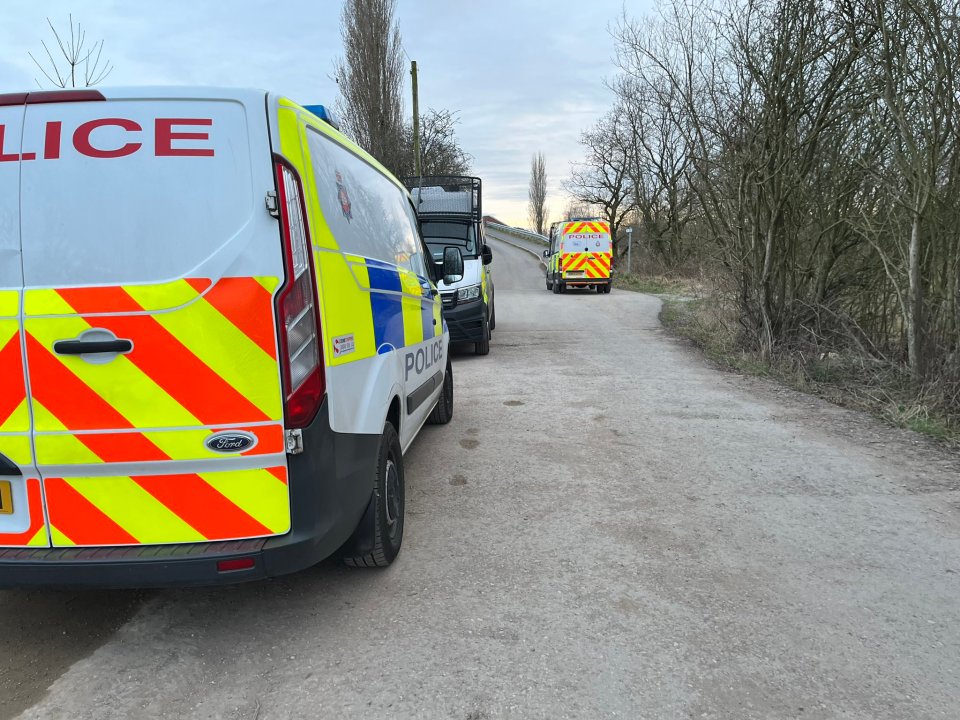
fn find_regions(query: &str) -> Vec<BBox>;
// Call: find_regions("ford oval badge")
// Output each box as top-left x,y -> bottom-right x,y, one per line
205,431 -> 258,454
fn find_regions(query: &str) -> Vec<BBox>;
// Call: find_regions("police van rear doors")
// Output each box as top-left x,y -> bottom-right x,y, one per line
561,221 -> 612,281
13,88 -> 291,550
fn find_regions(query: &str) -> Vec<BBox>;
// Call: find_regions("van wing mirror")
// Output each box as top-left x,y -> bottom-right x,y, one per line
481,245 -> 493,265
542,249 -> 549,257
443,247 -> 464,284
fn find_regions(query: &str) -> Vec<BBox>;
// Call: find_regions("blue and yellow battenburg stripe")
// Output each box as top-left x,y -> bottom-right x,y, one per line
365,258 -> 437,354
315,251 -> 443,366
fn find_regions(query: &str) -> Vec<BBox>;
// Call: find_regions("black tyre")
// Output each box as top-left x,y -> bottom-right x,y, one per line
343,422 -> 404,568
596,284 -> 604,293
475,338 -> 490,355
427,358 -> 453,424
559,282 -> 566,294
546,275 -> 553,291
604,283 -> 612,294
489,303 -> 496,331
552,276 -> 561,294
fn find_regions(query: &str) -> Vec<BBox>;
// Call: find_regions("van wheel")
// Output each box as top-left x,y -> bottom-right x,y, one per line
546,275 -> 553,291
558,282 -> 566,294
427,359 -> 453,424
604,284 -> 612,294
489,304 -> 496,331
596,284 -> 604,293
343,422 -> 404,568
552,277 -> 561,294
475,338 -> 490,355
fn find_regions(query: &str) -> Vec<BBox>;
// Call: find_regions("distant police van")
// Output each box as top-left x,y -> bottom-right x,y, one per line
0,87 -> 462,586
405,176 -> 495,355
544,218 -> 612,293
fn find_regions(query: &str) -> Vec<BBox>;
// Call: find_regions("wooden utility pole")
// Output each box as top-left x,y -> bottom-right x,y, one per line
411,60 -> 421,177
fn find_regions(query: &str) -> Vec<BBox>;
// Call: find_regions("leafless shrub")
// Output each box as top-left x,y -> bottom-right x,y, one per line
29,15 -> 113,88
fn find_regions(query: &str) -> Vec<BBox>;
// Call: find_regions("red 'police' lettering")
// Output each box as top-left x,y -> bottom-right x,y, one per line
0,125 -> 17,162
73,118 -> 142,158
156,118 -> 215,157
44,121 -> 62,159
0,118 -> 215,161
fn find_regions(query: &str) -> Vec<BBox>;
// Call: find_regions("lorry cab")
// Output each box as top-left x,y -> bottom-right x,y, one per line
405,176 -> 495,356
544,218 -> 612,294
0,87 -> 459,587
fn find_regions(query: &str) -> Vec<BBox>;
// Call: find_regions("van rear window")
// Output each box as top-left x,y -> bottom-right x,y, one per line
17,99 -> 256,287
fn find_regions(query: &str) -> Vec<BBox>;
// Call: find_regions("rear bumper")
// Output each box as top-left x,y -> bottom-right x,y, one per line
443,298 -> 487,343
561,275 -> 610,286
0,401 -> 379,588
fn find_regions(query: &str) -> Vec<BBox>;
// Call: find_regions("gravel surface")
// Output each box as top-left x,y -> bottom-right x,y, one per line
4,238 -> 960,720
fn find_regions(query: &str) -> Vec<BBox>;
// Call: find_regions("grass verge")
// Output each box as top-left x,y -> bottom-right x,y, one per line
613,272 -> 698,296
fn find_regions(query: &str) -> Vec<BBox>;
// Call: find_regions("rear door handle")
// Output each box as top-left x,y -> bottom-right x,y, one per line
53,339 -> 133,355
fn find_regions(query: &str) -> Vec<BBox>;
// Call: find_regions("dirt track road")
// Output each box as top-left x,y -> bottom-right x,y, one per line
4,237 -> 960,719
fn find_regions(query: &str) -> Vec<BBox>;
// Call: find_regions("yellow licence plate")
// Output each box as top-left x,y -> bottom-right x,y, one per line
0,480 -> 11,515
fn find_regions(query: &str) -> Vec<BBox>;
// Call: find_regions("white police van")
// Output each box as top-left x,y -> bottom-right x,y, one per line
405,176 -> 495,355
0,87 -> 463,586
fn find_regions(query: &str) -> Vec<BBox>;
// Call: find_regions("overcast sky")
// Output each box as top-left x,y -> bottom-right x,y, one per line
0,0 -> 654,226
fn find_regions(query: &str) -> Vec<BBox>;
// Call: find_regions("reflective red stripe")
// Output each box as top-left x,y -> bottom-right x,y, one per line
132,474 -> 273,540
45,478 -> 139,545
0,332 -> 25,425
267,466 -> 288,484
194,277 -> 278,359
72,431 -> 170,463
56,285 -> 142,313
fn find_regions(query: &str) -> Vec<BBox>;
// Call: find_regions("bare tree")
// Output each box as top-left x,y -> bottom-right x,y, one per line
563,200 -> 595,220
604,0 -> 960,414
401,108 -> 472,177
563,111 -> 635,258
613,74 -> 695,267
335,0 -> 405,175
29,15 -> 113,88
844,0 -> 960,379
528,152 -> 549,235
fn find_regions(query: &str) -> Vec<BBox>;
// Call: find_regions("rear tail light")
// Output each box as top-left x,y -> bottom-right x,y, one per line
217,557 -> 256,573
274,159 -> 325,428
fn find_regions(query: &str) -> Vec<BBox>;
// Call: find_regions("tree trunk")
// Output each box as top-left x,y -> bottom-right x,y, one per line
907,211 -> 925,378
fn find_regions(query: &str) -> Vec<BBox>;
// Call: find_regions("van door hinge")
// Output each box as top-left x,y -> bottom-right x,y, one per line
284,429 -> 304,455
265,190 -> 279,218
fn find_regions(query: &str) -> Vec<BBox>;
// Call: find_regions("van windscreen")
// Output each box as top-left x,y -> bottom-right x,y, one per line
422,221 -> 477,260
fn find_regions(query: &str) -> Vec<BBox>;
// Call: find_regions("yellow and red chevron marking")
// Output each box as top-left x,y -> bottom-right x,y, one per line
561,253 -> 586,271
561,253 -> 612,279
584,253 -> 611,279
44,466 -> 290,547
563,221 -> 610,235
23,277 -> 282,464
0,304 -> 32,466
0,478 -> 48,548
0,325 -> 27,430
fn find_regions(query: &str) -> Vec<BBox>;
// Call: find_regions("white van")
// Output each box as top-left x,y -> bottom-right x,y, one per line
405,176 -> 495,355
0,87 -> 461,586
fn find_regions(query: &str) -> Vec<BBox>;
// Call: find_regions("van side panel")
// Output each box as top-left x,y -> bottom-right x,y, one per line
273,99 -> 445,445
17,93 -> 290,547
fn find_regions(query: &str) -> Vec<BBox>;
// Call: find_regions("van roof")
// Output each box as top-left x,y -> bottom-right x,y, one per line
1,86 -> 270,103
